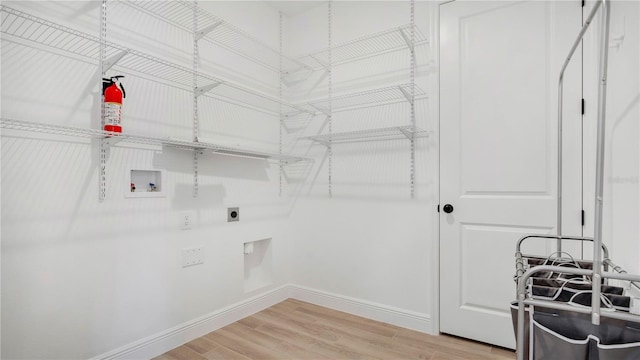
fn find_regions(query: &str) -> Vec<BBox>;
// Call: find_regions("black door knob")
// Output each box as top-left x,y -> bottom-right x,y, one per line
443,204 -> 454,214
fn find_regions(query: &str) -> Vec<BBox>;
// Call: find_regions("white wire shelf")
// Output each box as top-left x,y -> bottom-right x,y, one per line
286,84 -> 427,116
0,118 -> 309,164
291,24 -> 429,72
304,125 -> 429,145
118,0 -> 307,73
0,5 -> 303,115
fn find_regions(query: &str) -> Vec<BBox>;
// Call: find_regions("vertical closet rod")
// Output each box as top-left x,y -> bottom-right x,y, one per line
591,0 -> 611,326
556,0 -> 602,251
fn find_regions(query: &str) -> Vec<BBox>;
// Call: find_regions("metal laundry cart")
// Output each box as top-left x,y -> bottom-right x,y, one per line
513,0 -> 640,359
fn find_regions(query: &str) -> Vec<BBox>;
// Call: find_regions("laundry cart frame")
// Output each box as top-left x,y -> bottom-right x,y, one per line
514,0 -> 640,359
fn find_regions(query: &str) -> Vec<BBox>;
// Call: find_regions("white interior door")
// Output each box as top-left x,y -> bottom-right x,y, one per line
439,0 -> 583,349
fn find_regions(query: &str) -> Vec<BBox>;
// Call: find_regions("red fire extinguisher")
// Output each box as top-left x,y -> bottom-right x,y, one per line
102,76 -> 126,133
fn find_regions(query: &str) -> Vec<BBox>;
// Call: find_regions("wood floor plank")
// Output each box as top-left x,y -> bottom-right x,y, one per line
254,322 -> 341,359
256,304 -> 418,359
159,299 -> 516,360
253,308 -> 342,343
202,345 -> 251,360
222,322 -> 325,360
254,320 -> 320,348
252,313 -> 373,359
236,315 -> 265,329
204,326 -> 285,360
292,300 -> 396,329
184,337 -> 219,355
312,317 -> 433,359
272,298 -> 306,311
162,345 -> 208,360
490,346 -> 516,359
294,302 -> 399,337
263,302 -> 322,324
397,329 -> 493,353
392,333 -> 512,360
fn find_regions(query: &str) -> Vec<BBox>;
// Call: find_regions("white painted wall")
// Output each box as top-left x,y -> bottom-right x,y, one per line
283,1 -> 439,332
1,1 -> 638,359
1,1 -> 293,358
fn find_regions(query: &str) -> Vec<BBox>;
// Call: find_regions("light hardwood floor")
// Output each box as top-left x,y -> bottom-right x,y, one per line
154,299 -> 515,360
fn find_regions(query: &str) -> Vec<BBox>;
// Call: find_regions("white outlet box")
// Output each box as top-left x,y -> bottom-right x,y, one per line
126,168 -> 165,198
182,247 -> 204,267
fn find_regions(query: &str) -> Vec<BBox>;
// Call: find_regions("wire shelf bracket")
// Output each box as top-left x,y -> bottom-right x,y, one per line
195,82 -> 223,97
194,21 -> 222,41
103,50 -> 128,73
398,85 -> 414,105
308,104 -> 330,117
399,27 -> 413,48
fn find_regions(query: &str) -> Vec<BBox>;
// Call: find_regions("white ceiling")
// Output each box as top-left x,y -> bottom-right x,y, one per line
264,1 -> 326,17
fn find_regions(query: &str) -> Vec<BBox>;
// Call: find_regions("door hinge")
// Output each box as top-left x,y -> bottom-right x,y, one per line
582,0 -> 585,7
581,98 -> 585,115
581,210 -> 585,226
437,204 -> 440,213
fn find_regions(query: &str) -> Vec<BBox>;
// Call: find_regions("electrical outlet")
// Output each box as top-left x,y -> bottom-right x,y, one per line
182,247 -> 204,267
180,212 -> 191,230
227,207 -> 239,222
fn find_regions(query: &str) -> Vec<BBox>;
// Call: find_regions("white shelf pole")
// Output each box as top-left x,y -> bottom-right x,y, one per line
192,0 -> 200,197
328,1 -> 333,198
279,11 -> 284,197
409,0 -> 416,198
99,0 -> 107,201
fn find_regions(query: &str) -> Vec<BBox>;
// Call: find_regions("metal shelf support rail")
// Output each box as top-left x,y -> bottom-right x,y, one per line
516,1 -> 616,359
0,118 -> 310,164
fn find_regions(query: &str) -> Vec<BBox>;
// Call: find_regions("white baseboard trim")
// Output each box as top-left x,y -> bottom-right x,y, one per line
91,284 -> 291,360
289,285 -> 434,335
91,284 -> 433,359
